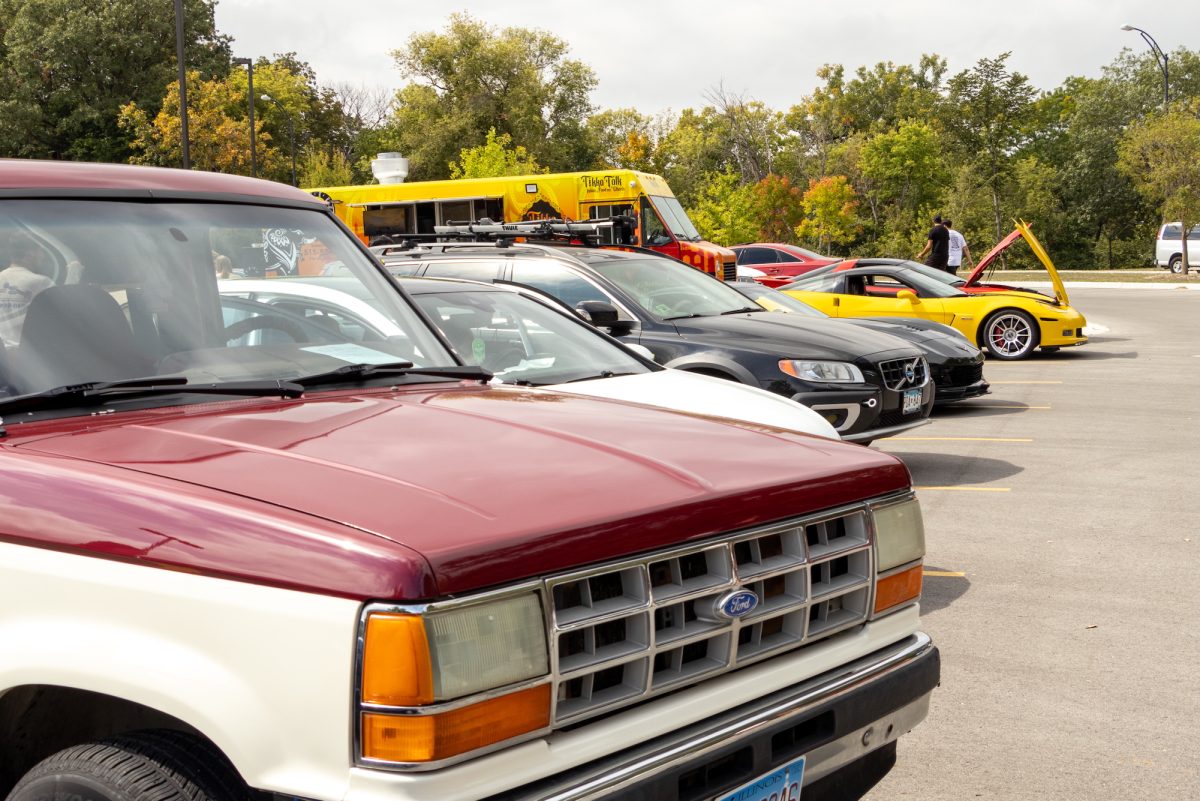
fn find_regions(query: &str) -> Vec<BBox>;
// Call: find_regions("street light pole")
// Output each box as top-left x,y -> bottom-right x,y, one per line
1121,24 -> 1169,108
261,94 -> 297,187
232,57 -> 257,176
173,0 -> 189,169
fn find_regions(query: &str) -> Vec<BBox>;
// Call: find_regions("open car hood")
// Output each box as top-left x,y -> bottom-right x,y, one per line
964,221 -> 1069,306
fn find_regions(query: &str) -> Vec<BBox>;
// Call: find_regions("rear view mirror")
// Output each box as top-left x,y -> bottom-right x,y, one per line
896,290 -> 918,302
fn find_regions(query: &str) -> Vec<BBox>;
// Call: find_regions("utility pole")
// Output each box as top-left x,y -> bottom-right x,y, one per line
174,0 -> 190,169
233,57 -> 257,176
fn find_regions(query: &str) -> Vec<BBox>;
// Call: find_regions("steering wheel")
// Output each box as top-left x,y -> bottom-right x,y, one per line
647,289 -> 706,314
223,315 -> 307,344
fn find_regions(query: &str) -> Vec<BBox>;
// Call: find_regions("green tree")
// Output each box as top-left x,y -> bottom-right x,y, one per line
387,13 -> 596,179
687,171 -> 761,246
1118,105 -> 1200,274
753,174 -> 806,243
796,176 -> 860,254
656,108 -> 728,207
859,120 -> 945,226
449,128 -> 544,179
941,53 -> 1037,240
0,0 -> 229,162
585,108 -> 671,172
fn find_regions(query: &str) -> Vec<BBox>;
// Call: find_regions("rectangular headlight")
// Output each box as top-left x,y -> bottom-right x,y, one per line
874,497 -> 925,571
426,593 -> 548,700
359,592 -> 551,766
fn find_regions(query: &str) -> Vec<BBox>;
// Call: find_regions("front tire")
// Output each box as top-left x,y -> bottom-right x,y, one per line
981,309 -> 1040,360
1169,255 -> 1182,274
8,729 -> 251,801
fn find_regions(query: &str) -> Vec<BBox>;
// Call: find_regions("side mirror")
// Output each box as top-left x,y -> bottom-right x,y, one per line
576,300 -> 633,336
896,289 -> 918,302
575,300 -> 620,326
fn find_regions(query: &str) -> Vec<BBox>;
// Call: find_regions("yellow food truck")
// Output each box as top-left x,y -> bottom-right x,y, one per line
309,169 -> 736,279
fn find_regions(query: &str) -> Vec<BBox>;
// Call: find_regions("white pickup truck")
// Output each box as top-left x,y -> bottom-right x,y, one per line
0,160 -> 938,801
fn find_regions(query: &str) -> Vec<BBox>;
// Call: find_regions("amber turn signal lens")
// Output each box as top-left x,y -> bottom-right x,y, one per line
362,614 -> 434,706
874,564 -> 923,614
361,683 -> 552,763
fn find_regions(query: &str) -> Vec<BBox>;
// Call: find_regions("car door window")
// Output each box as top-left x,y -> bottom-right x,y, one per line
510,261 -> 627,316
639,200 -> 672,246
420,260 -> 505,282
863,275 -> 909,297
771,249 -> 802,263
737,247 -> 774,266
383,259 -> 424,277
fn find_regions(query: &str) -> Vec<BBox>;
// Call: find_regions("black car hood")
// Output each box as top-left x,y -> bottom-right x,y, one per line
668,311 -> 919,362
848,318 -> 981,362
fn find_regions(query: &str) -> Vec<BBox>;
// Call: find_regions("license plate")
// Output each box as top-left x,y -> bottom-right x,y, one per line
716,756 -> 805,801
902,388 -> 922,414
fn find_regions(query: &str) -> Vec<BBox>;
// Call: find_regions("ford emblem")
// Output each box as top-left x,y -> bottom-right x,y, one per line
714,589 -> 759,620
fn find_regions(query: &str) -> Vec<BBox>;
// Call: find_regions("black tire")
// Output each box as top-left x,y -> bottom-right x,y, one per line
1169,255 -> 1182,274
980,309 -> 1040,360
8,729 -> 251,801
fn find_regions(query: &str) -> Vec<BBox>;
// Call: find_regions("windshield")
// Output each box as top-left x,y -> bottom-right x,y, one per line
890,259 -> 966,287
731,282 -> 827,318
0,200 -> 452,413
783,245 -> 829,261
649,195 -> 702,242
589,256 -> 757,318
411,289 -> 648,386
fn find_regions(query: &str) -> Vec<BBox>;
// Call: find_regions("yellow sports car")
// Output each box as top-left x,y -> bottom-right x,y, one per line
780,223 -> 1087,360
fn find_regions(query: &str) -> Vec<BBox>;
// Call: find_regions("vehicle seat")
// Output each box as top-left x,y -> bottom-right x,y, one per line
434,314 -> 482,364
15,284 -> 152,391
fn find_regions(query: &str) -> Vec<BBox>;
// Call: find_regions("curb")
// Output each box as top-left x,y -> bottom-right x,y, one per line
1015,281 -> 1200,291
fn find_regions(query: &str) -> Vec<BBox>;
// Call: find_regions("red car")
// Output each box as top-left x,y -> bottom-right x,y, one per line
732,243 -> 838,287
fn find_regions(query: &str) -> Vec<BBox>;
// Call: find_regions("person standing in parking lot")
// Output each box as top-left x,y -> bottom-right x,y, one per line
915,214 -> 949,272
945,220 -> 972,274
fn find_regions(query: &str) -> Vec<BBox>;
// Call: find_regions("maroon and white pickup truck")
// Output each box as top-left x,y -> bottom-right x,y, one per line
0,161 -> 938,801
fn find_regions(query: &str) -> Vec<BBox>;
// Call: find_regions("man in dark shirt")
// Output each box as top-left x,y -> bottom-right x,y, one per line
916,214 -> 949,271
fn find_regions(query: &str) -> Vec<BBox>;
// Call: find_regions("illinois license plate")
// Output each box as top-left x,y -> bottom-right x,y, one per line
902,388 -> 922,414
716,756 -> 805,801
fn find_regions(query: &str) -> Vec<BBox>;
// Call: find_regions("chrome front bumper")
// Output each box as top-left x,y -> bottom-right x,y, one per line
484,632 -> 939,801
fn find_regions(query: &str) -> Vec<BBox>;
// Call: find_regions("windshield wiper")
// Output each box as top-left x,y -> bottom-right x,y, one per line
720,307 -> 764,315
562,371 -> 642,384
0,376 -> 304,416
292,361 -> 492,388
663,313 -> 707,320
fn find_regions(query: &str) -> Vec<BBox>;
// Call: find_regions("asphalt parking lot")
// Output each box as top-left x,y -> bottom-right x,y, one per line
863,285 -> 1200,800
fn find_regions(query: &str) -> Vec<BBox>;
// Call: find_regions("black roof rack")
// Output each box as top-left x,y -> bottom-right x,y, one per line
432,215 -> 638,246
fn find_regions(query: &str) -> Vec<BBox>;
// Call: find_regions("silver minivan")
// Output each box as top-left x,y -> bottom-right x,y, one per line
1155,222 -> 1200,273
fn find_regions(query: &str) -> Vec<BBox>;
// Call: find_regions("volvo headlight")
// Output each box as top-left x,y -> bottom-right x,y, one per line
358,592 -> 551,766
872,497 -> 926,617
778,360 -> 865,383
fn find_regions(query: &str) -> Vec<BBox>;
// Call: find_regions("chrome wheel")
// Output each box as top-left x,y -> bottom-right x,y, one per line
983,310 -> 1039,360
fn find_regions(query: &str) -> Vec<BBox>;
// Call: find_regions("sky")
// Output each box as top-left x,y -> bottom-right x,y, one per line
214,0 -> 1179,114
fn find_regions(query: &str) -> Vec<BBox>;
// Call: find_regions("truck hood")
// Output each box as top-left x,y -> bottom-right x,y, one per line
965,221 -> 1069,306
671,312 -> 920,363
16,385 -> 905,597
